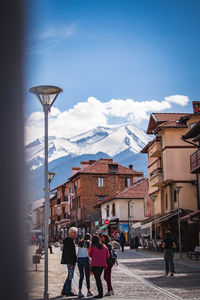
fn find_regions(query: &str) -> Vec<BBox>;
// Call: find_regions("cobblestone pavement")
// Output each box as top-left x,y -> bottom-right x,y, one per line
27,246 -> 200,300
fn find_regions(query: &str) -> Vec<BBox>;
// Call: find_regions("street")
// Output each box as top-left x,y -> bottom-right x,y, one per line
27,246 -> 200,300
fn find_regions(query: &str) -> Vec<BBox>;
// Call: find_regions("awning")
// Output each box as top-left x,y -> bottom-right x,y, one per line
181,210 -> 200,222
99,225 -> 107,230
141,221 -> 152,229
131,222 -> 141,229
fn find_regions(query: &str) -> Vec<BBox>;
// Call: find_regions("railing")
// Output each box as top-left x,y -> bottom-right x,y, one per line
150,167 -> 163,178
190,149 -> 200,173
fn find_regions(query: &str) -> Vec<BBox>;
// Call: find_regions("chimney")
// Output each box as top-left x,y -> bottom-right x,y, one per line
129,164 -> 133,170
80,161 -> 90,169
72,167 -> 80,176
192,101 -> 200,113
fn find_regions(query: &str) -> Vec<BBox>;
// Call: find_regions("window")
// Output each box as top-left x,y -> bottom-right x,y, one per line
174,190 -> 177,202
125,177 -> 131,187
106,205 -> 109,217
165,193 -> 168,209
98,196 -> 105,201
112,203 -> 116,216
98,177 -> 104,187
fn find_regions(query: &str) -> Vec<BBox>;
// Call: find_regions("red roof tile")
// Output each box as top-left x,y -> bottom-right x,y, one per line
147,113 -> 189,134
70,158 -> 143,178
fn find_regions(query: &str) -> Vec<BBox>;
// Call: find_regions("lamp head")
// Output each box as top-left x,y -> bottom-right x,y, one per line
29,85 -> 63,108
174,186 -> 183,193
48,172 -> 56,183
151,195 -> 157,202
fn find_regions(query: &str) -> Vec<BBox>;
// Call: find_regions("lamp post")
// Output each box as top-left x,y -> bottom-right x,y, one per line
48,172 -> 56,239
29,85 -> 62,300
128,200 -> 133,245
151,195 -> 157,251
74,183 -> 78,229
174,186 -> 183,258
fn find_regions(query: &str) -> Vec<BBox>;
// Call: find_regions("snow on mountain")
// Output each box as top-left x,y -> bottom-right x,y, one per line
25,124 -> 151,170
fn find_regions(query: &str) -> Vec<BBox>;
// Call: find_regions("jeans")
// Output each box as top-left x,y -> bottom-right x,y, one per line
104,264 -> 113,291
164,249 -> 175,273
62,264 -> 75,294
92,266 -> 104,296
78,257 -> 90,289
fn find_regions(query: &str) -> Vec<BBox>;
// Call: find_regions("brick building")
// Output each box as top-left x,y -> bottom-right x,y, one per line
68,158 -> 143,235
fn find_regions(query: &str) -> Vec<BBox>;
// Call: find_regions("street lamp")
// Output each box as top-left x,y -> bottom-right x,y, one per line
151,195 -> 157,251
48,172 -> 56,239
128,200 -> 133,245
174,186 -> 183,258
29,85 -> 62,300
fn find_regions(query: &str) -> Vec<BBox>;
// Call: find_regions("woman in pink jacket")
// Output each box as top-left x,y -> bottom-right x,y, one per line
89,235 -> 110,298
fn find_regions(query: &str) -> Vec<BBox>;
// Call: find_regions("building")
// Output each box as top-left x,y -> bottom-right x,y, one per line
181,104 -> 200,249
65,158 -> 143,235
95,178 -> 149,242
141,103 -> 199,248
50,181 -> 71,239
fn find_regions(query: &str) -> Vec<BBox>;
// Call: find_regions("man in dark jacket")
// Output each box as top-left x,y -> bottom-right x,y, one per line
61,227 -> 78,296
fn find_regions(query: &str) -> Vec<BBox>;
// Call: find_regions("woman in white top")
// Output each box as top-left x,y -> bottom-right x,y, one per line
77,233 -> 93,298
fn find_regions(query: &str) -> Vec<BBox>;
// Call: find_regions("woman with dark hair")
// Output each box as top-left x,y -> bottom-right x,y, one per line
162,231 -> 176,276
102,234 -> 114,296
89,235 -> 110,298
77,233 -> 93,298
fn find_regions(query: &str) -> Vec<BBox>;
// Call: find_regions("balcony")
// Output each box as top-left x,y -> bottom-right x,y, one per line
149,168 -> 163,187
149,142 -> 161,158
190,149 -> 200,173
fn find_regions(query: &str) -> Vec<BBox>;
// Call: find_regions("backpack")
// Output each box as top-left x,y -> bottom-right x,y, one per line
107,243 -> 118,266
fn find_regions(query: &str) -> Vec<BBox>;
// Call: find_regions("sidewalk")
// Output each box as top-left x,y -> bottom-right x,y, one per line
27,245 -> 200,300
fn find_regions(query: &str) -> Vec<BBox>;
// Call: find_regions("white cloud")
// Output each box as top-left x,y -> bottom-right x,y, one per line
164,95 -> 189,106
24,95 -> 189,145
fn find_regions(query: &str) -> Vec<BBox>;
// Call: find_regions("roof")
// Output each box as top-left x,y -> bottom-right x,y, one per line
70,158 -> 143,180
95,178 -> 148,207
146,113 -> 189,134
182,120 -> 200,141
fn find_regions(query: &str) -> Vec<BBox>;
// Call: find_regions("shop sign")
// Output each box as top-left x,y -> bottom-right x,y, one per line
104,219 -> 110,225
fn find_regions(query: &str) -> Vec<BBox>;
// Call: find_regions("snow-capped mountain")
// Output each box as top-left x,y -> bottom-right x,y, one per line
25,124 -> 151,170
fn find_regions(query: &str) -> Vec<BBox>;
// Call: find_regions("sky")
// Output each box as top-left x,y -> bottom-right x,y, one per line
25,0 -> 200,145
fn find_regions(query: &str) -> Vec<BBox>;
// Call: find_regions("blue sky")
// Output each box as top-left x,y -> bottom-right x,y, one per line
25,0 -> 200,144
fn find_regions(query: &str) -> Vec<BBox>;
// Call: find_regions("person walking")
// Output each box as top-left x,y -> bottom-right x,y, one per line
162,231 -> 176,276
119,232 -> 126,252
61,227 -> 78,296
89,235 -> 110,298
134,236 -> 139,252
102,233 -> 114,296
77,233 -> 93,298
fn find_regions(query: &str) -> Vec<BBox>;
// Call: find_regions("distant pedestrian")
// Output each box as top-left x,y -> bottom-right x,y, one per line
119,232 -> 126,252
61,227 -> 78,296
162,231 -> 176,276
89,235 -> 110,298
48,237 -> 53,254
102,233 -> 115,296
134,236 -> 139,251
77,233 -> 93,298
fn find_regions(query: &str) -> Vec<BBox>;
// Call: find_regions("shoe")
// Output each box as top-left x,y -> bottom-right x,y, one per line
78,292 -> 84,298
94,294 -> 103,298
104,290 -> 114,296
87,291 -> 94,297
65,291 -> 77,296
164,273 -> 168,276
170,272 -> 174,276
